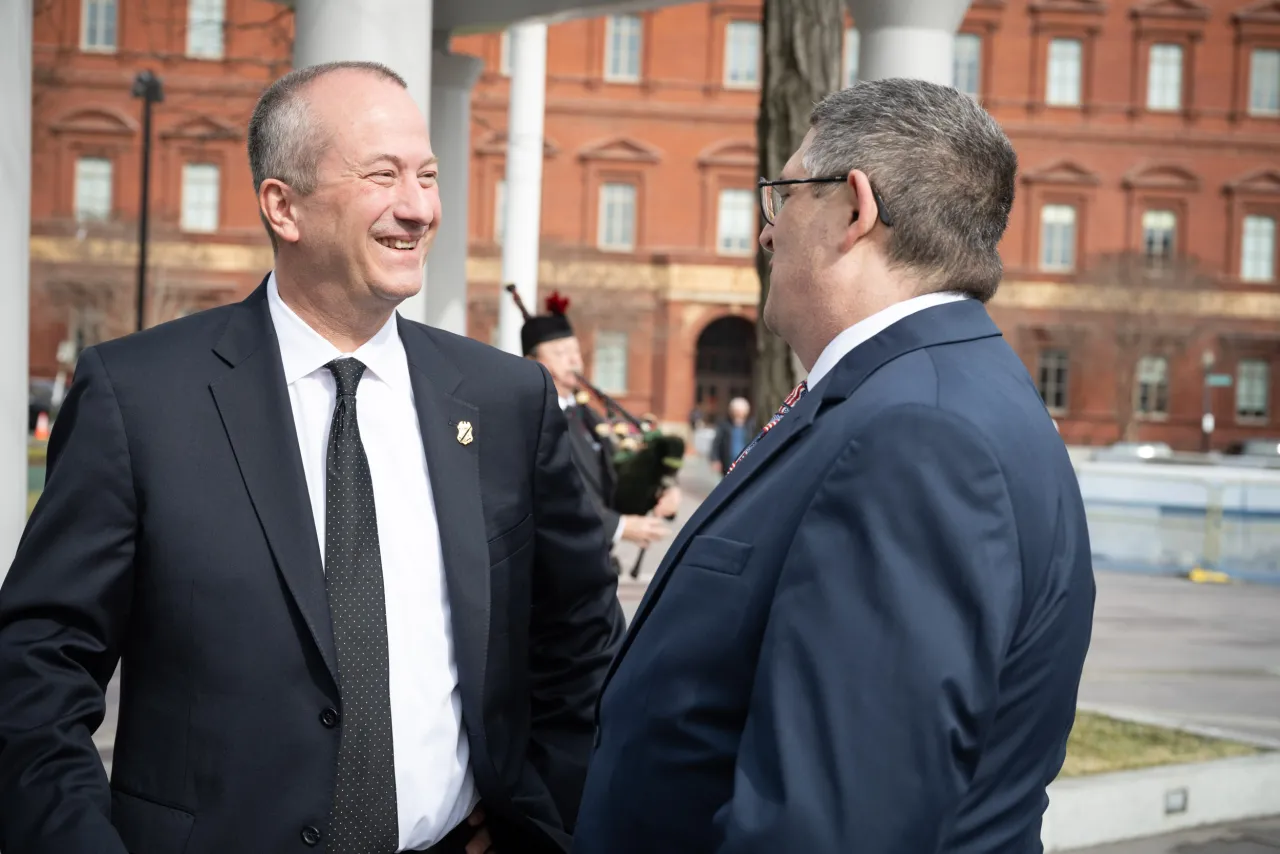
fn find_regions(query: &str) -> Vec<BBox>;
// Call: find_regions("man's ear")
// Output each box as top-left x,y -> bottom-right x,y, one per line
839,169 -> 881,254
259,178 -> 301,246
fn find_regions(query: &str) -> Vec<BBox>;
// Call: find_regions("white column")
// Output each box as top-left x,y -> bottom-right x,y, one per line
847,0 -> 972,85
292,0 -> 433,323
497,22 -> 548,357
0,0 -> 32,574
425,48 -> 484,336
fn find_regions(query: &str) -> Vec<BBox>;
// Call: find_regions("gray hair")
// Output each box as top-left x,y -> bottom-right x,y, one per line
804,79 -> 1017,302
247,61 -> 407,248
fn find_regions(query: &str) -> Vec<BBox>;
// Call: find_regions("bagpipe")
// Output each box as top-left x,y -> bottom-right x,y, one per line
571,372 -> 685,518
505,284 -> 684,519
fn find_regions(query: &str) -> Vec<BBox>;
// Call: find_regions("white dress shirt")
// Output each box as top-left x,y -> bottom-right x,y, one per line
266,273 -> 478,851
805,291 -> 971,389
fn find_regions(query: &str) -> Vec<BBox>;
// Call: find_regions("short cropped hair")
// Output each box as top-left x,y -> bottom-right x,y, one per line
805,79 -> 1018,302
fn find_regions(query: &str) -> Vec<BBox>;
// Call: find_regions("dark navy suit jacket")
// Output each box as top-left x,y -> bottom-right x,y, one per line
573,299 -> 1096,854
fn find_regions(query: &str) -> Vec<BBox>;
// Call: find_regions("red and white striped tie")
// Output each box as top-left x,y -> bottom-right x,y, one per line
727,380 -> 808,475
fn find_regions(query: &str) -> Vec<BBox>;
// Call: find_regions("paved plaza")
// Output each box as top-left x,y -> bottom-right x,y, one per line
1074,816 -> 1280,853
1080,572 -> 1280,746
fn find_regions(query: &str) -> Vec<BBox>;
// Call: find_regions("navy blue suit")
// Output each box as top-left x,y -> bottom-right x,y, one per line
574,300 -> 1096,854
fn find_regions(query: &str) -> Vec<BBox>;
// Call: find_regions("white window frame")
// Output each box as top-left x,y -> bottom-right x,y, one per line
499,30 -> 510,76
81,0 -> 118,52
724,21 -> 761,89
1135,356 -> 1170,417
1146,43 -> 1183,111
716,188 -> 755,256
604,15 -> 642,83
186,0 -> 225,59
1046,38 -> 1083,107
592,330 -> 630,394
1039,204 -> 1077,272
1236,358 -> 1270,422
843,28 -> 860,88
953,33 -> 982,99
597,183 -> 637,252
74,156 -> 113,223
1037,349 -> 1070,414
1142,209 -> 1177,267
1249,48 -> 1280,117
1242,214 -> 1277,283
181,163 -> 221,234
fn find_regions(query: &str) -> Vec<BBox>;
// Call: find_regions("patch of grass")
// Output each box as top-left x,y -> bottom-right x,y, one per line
1061,710 -> 1263,777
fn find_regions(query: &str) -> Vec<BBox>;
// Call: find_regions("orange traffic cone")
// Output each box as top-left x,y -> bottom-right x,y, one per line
34,411 -> 50,441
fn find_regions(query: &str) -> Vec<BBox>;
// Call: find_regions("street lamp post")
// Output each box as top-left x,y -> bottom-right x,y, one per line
1201,349 -> 1216,453
131,70 -> 164,333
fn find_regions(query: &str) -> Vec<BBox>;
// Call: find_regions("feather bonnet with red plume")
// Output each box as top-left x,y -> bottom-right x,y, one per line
545,291 -> 571,316
511,287 -> 575,356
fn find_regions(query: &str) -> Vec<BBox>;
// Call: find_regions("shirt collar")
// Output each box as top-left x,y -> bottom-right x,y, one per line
266,270 -> 409,391
805,291 -> 970,388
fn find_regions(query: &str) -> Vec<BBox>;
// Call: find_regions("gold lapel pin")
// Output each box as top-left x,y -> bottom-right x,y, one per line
456,420 -> 474,446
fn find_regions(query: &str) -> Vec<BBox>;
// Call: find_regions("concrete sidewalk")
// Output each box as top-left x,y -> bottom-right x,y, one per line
1072,815 -> 1280,852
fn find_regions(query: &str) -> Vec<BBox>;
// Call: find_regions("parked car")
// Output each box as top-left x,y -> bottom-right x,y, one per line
1223,439 -> 1280,457
1091,441 -> 1174,462
1218,439 -> 1280,468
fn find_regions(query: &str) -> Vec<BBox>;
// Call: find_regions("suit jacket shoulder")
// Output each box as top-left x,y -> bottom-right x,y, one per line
399,319 -> 551,405
89,303 -> 240,381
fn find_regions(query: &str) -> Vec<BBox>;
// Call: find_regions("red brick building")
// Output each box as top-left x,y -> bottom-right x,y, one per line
27,0 -> 1280,448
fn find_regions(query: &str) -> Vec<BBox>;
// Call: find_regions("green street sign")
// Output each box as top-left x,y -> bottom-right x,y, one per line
1206,373 -> 1234,387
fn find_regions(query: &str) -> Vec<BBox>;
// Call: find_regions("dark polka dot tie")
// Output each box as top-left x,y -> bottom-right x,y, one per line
323,358 -> 399,853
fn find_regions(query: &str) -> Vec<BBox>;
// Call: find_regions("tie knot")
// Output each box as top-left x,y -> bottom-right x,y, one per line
327,357 -> 367,398
786,380 -> 808,406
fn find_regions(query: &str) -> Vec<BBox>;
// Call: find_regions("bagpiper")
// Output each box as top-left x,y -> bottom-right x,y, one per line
510,287 -> 681,575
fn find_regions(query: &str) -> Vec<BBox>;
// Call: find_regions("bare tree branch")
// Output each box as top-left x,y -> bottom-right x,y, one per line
1076,252 -> 1218,441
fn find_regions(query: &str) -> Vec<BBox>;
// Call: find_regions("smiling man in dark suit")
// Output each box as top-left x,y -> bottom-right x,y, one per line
0,61 -> 624,854
574,80 -> 1096,854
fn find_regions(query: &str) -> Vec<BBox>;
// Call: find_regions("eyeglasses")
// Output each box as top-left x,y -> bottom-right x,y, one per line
757,176 -> 894,228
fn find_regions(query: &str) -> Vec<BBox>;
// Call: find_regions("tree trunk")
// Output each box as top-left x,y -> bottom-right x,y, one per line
754,0 -> 844,417
1113,339 -> 1138,443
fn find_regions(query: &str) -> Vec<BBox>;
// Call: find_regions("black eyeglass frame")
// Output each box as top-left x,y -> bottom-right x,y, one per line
757,176 -> 894,228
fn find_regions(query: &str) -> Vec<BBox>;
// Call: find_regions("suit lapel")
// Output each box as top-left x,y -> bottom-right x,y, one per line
209,282 -> 338,690
599,299 -> 1006,701
398,318 -> 493,781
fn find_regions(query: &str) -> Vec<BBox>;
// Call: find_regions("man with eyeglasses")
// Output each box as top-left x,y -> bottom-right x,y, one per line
574,79 -> 1095,854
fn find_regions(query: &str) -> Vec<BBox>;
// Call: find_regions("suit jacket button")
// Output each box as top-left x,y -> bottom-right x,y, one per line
320,708 -> 340,728
301,826 -> 322,846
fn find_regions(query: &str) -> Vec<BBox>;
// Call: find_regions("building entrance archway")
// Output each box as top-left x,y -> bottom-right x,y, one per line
694,315 -> 755,425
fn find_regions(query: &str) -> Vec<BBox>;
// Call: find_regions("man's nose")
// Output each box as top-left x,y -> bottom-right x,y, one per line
759,223 -> 774,253
396,176 -> 437,230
